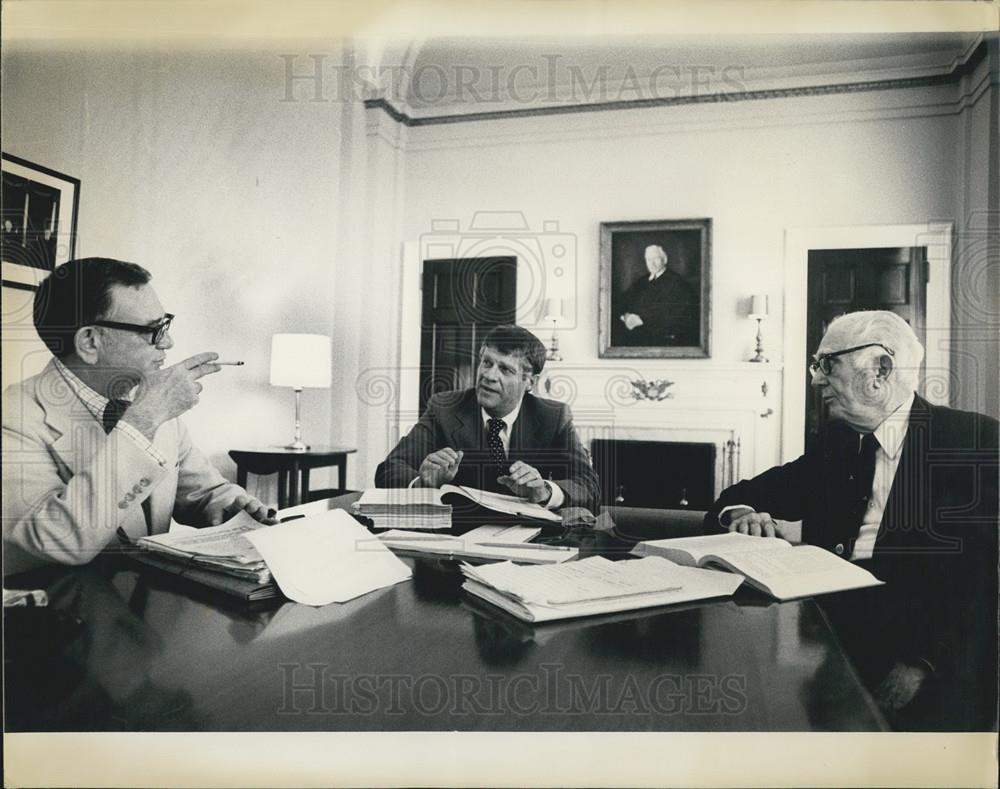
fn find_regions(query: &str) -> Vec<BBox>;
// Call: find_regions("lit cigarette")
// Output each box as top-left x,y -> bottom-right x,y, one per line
217,361 -> 245,366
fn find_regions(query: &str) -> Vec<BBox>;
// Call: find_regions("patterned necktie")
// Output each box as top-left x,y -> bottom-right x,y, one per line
486,417 -> 509,475
102,398 -> 153,535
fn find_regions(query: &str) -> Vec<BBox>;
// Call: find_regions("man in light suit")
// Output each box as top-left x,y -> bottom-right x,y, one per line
3,257 -> 275,575
705,310 -> 998,730
376,325 -> 600,513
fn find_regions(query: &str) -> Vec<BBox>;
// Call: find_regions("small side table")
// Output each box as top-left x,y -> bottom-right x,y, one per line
228,445 -> 357,509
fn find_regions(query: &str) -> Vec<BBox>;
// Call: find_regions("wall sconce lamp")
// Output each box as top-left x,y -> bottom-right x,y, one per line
748,294 -> 769,363
543,298 -> 564,362
269,333 -> 332,451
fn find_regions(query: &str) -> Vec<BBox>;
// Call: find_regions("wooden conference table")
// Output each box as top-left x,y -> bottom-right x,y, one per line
4,496 -> 886,732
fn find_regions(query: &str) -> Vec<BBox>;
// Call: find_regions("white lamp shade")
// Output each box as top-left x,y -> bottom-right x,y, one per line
269,333 -> 332,388
749,294 -> 769,319
543,298 -> 564,321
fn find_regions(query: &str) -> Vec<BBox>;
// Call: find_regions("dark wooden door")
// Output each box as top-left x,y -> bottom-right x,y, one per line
805,247 -> 927,439
420,257 -> 517,412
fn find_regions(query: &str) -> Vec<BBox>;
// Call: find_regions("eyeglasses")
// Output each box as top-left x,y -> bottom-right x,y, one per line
809,342 -> 894,376
92,313 -> 175,346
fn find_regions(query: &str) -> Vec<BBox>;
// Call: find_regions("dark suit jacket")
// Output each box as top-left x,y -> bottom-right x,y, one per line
375,388 -> 600,513
706,396 -> 998,730
618,269 -> 699,346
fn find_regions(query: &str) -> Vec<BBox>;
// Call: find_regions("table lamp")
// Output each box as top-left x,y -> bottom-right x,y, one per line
748,294 -> 769,363
543,297 -> 564,362
269,333 -> 332,451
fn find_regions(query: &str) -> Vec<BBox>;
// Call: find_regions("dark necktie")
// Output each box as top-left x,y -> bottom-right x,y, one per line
486,417 -> 509,475
847,432 -> 880,540
102,398 -> 153,536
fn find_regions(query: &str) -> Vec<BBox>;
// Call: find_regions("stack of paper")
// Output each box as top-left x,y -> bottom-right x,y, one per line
136,511 -> 272,583
376,524 -> 578,565
460,555 -> 744,622
352,489 -> 452,531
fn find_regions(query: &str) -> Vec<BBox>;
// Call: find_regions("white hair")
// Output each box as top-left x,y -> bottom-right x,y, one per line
826,310 -> 924,389
644,244 -> 667,262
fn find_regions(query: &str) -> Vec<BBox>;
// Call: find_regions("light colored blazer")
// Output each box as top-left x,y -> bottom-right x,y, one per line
2,359 -> 243,575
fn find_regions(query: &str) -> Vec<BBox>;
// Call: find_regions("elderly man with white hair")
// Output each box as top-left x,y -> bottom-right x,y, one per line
706,310 -> 998,730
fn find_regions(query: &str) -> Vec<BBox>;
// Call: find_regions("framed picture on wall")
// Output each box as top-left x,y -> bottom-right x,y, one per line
599,218 -> 711,358
1,152 -> 80,291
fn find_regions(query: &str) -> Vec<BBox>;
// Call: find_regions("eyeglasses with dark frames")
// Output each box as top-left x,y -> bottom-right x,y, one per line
809,342 -> 894,376
92,313 -> 175,346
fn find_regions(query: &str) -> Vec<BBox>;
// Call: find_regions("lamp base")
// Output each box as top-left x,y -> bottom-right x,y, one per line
284,439 -> 310,452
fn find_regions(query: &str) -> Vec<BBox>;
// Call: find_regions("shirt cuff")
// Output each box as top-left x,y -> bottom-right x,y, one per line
719,505 -> 754,527
114,421 -> 168,466
544,481 -> 565,510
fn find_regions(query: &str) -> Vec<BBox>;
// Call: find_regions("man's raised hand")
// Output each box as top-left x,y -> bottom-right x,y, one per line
498,460 -> 551,504
124,352 -> 222,439
418,448 -> 464,488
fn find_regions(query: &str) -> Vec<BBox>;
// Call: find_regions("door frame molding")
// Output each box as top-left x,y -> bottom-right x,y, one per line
781,222 -> 953,463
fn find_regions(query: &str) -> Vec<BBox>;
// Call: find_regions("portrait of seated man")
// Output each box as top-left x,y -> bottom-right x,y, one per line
705,310 -> 998,731
2,257 -> 276,576
617,244 -> 699,347
375,324 -> 600,514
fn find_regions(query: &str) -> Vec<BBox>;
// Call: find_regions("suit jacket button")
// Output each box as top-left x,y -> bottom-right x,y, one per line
125,492 -> 135,502
132,484 -> 144,494
834,543 -> 845,555
139,477 -> 151,486
118,502 -> 128,509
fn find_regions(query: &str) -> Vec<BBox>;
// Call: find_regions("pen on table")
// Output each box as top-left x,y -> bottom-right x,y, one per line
478,542 -> 575,551
217,360 -> 245,366
380,534 -> 460,542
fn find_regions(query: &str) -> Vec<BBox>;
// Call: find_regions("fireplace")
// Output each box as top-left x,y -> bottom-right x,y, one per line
591,439 -> 717,510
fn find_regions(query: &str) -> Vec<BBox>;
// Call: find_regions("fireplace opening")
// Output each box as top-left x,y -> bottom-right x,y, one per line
591,439 -> 716,510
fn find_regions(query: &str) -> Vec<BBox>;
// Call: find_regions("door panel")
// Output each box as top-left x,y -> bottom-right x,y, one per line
419,257 -> 517,413
805,247 -> 927,439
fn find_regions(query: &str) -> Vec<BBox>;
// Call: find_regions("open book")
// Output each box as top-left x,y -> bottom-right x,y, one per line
354,485 -> 562,531
632,532 -> 883,601
460,556 -> 743,623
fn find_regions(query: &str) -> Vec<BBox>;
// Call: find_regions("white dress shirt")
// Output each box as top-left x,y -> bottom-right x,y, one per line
851,393 -> 914,560
55,359 -> 167,466
720,393 -> 915,562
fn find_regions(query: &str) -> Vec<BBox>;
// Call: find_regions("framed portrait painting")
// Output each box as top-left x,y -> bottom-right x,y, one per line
599,218 -> 711,358
1,152 -> 80,291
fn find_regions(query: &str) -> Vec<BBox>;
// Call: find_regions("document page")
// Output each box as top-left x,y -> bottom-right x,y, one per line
355,488 -> 447,508
138,510 -> 265,564
246,509 -> 412,606
719,544 -> 883,600
445,485 -> 562,522
464,556 -> 685,605
635,532 -> 791,566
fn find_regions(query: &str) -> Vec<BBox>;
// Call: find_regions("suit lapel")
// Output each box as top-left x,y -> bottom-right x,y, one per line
448,390 -> 485,450
35,361 -> 103,478
874,395 -> 931,555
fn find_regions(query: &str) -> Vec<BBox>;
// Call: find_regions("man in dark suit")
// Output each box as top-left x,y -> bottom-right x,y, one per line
618,244 -> 699,346
376,325 -> 599,513
705,310 -> 998,731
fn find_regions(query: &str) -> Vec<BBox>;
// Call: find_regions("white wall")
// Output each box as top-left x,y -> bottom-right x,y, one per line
401,87 -> 959,368
953,42 -> 1000,418
1,44 -> 351,497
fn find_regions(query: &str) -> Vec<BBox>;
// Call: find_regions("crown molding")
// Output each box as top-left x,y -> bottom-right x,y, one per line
365,38 -> 988,129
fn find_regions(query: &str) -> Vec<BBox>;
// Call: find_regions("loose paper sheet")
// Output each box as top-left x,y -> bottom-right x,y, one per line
245,509 -> 412,606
